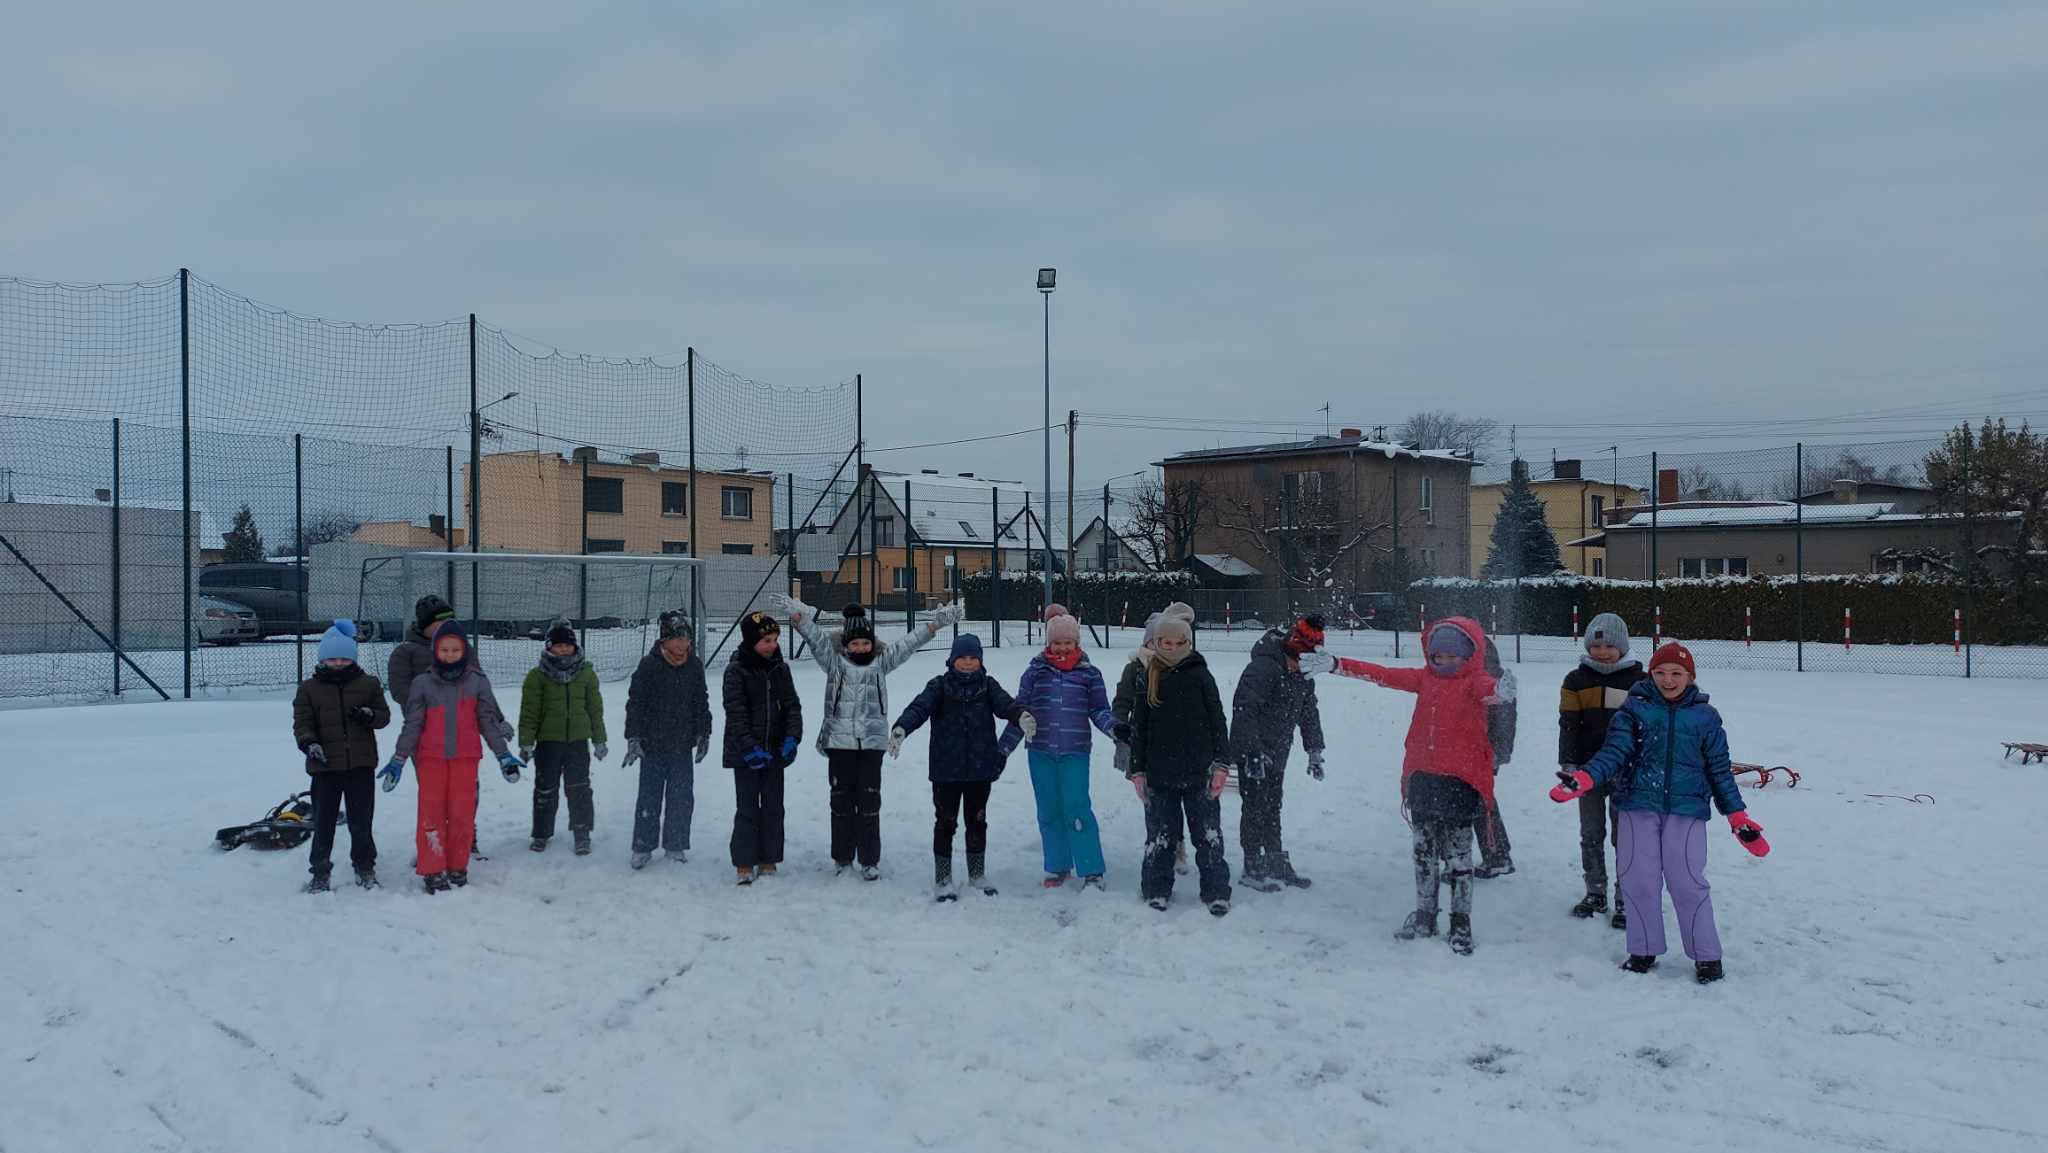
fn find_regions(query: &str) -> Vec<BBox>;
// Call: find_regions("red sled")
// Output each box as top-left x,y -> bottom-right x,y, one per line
2003,742 -> 2048,765
1731,761 -> 1800,789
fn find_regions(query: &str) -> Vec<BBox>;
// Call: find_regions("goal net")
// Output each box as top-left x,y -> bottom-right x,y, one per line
355,551 -> 705,683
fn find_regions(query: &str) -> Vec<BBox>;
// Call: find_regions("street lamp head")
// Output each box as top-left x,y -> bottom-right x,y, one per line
1037,268 -> 1057,293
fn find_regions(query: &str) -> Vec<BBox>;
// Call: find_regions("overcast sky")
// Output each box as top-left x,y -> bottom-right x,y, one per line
5,1 -> 2044,493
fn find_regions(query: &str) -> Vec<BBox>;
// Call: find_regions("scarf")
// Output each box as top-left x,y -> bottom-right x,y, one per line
539,650 -> 584,684
313,663 -> 361,687
1146,643 -> 1191,705
1043,647 -> 1083,672
1581,654 -> 1641,677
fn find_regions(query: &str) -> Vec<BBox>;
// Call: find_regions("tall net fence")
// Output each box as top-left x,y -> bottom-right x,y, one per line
0,272 -> 858,702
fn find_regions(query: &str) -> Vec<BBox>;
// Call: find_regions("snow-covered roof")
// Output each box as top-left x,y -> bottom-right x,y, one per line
1192,553 -> 1262,577
1612,502 -> 1893,529
1161,435 -> 1478,468
843,471 -> 1038,547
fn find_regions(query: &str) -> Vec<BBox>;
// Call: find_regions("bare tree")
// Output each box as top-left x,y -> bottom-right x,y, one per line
1678,464 -> 1751,501
1124,476 -> 1212,569
1396,411 -> 1498,459
1213,469 -> 1391,609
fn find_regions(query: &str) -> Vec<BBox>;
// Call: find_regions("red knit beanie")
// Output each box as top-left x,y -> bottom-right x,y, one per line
1286,615 -> 1326,654
1649,641 -> 1695,678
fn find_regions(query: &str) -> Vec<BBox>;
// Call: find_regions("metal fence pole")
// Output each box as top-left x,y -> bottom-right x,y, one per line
1795,442 -> 1805,672
990,485 -> 1001,646
295,432 -> 305,683
904,479 -> 916,631
785,472 -> 796,596
1102,482 -> 1112,640
468,313 -> 481,658
686,348 -> 700,651
1960,432 -> 1973,678
445,445 -> 456,607
1650,451 -> 1660,594
111,417 -> 121,696
579,453 -> 590,650
1024,491 -> 1036,646
180,268 -> 191,699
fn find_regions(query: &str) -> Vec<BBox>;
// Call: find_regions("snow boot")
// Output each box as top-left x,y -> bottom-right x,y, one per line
304,872 -> 331,894
834,861 -> 854,877
1080,874 -> 1106,892
1241,869 -> 1285,894
966,852 -> 995,895
1448,913 -> 1474,955
353,867 -> 379,890
1610,908 -> 1628,931
447,869 -> 468,888
736,867 -> 755,886
860,865 -> 881,882
1147,895 -> 1170,911
1274,856 -> 1312,889
1396,910 -> 1438,940
935,856 -> 958,902
1695,960 -> 1725,985
1621,954 -> 1657,974
470,848 -> 487,862
1207,899 -> 1231,918
630,851 -> 653,870
1570,891 -> 1608,919
423,872 -> 451,894
573,832 -> 592,856
1043,872 -> 1069,889
669,849 -> 688,864
530,837 -> 548,853
758,863 -> 778,877
1474,857 -> 1515,879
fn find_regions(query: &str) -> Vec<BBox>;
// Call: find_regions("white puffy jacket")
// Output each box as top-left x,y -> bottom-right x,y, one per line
788,604 -> 957,752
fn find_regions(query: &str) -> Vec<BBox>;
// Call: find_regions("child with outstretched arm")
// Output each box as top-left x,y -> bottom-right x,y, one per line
1550,642 -> 1768,984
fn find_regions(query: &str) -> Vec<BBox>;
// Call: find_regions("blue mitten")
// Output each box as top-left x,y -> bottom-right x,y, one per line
498,752 -> 524,783
378,758 -> 404,792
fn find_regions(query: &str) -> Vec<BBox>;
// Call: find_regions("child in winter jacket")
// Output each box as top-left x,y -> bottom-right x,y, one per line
777,596 -> 964,879
891,633 -> 1030,900
1127,614 -> 1234,915
1551,642 -> 1768,984
724,611 -> 803,884
1474,638 -> 1517,879
1302,617 -> 1499,955
385,622 -> 521,893
1113,602 -> 1196,875
518,620 -> 608,856
1229,614 -> 1327,891
388,593 -> 493,863
1557,612 -> 1648,926
291,620 -> 391,892
622,610 -> 714,870
1010,605 -> 1121,889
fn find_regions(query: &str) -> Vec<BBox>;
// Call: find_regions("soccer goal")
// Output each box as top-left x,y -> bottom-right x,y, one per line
355,550 -> 706,681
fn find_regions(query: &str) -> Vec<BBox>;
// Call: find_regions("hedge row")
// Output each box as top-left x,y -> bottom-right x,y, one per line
957,570 -> 1194,621
1403,574 -> 2043,645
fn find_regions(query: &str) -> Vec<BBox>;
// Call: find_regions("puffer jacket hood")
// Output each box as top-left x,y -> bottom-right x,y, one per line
1326,616 -> 1498,806
1581,679 -> 1746,820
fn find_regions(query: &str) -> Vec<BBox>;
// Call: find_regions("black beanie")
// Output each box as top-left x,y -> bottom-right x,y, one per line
740,610 -> 780,648
415,594 -> 455,632
839,603 -> 876,646
545,619 -> 578,649
659,609 -> 693,640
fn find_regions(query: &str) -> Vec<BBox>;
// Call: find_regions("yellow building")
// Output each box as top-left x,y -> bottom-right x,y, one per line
1469,460 -> 1639,578
462,450 -> 775,557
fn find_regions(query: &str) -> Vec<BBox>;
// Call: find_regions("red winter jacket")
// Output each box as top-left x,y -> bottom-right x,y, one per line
1330,617 -> 1498,808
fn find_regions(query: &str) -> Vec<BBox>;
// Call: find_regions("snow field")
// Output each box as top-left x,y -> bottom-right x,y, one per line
3,636 -> 2045,1152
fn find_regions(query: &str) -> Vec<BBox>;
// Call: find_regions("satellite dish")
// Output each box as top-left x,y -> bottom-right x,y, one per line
1384,445 -> 1398,460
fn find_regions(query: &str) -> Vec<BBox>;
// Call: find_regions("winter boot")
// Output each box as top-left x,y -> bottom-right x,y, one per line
1080,875 -> 1106,892
1621,954 -> 1657,974
1147,895 -> 1171,911
1474,857 -> 1515,879
353,867 -> 379,890
758,863 -> 778,876
1695,960 -> 1725,985
530,837 -> 549,853
1571,890 -> 1607,918
669,848 -> 688,864
304,872 -> 331,894
860,865 -> 881,882
1448,913 -> 1474,955
1275,854 -> 1312,890
1396,910 -> 1439,940
447,869 -> 468,888
934,856 -> 958,903
736,867 -> 755,886
423,872 -> 451,894
1242,868 -> 1285,894
630,851 -> 653,870
573,832 -> 592,856
1610,885 -> 1627,930
1207,899 -> 1231,917
834,861 -> 854,877
966,852 -> 995,895
1043,871 -> 1069,889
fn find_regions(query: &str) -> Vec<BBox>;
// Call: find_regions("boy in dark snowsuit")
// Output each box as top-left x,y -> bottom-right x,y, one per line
1557,612 -> 1647,925
1552,642 -> 1771,983
1305,617 -> 1498,955
891,633 -> 1029,900
622,610 -> 714,870
1474,637 -> 1517,878
1229,614 -> 1327,892
292,620 -> 390,892
724,611 -> 803,884
518,619 -> 607,856
1127,615 -> 1234,916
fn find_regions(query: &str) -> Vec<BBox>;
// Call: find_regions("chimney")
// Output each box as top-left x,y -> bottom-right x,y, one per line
429,513 -> 447,541
1832,479 -> 1857,504
571,446 -> 599,464
921,468 -> 939,475
1553,458 -> 1581,480
1339,427 -> 1363,439
629,451 -> 660,469
1657,468 -> 1680,505
957,472 -> 975,478
94,488 -> 112,502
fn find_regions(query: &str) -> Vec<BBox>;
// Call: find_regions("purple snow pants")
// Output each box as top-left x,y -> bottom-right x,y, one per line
1614,809 -> 1722,962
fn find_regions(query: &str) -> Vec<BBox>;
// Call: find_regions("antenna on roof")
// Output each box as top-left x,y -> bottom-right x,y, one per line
1319,402 -> 1330,436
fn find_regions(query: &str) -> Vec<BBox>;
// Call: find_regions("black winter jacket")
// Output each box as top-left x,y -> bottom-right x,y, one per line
624,645 -> 714,754
1558,661 -> 1649,766
292,665 -> 392,771
722,646 -> 802,769
1229,630 -> 1325,769
894,670 -> 1025,783
1129,651 -> 1230,790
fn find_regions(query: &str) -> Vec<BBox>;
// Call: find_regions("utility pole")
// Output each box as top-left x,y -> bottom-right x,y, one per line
1066,409 -> 1077,591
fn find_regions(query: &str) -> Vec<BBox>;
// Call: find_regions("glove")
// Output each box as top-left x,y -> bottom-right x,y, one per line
1241,752 -> 1267,781
622,738 -> 643,768
779,735 -> 799,762
930,601 -> 966,629
769,594 -> 810,625
1208,764 -> 1232,799
1306,749 -> 1325,781
1131,773 -> 1148,802
519,745 -> 534,763
593,742 -> 608,762
1112,721 -> 1132,744
304,742 -> 327,767
694,734 -> 710,764
1018,711 -> 1037,740
743,745 -> 774,770
887,727 -> 905,759
378,758 -> 404,792
498,752 -> 524,783
1728,812 -> 1770,857
1113,741 -> 1130,775
1550,769 -> 1595,804
1296,650 -> 1336,676
349,705 -> 378,726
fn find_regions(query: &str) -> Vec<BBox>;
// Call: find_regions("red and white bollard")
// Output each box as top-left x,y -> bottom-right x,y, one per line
1953,608 -> 1962,653
1654,605 -> 1663,646
1744,606 -> 1752,648
1572,604 -> 1580,641
1490,603 -> 1498,638
1225,602 -> 1232,632
1843,607 -> 1853,652
1419,605 -> 1427,636
1121,600 -> 1129,628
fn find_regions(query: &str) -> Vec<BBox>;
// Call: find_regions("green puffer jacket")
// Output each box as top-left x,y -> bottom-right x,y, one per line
518,658 -> 607,746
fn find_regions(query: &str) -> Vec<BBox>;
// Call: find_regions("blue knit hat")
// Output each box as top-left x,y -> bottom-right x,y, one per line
949,633 -> 983,666
317,619 -> 359,664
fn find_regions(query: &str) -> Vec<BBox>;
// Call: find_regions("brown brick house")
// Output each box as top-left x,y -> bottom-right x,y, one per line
463,450 -> 775,557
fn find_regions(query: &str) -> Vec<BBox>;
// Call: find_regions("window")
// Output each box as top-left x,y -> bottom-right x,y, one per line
1419,547 -> 1438,573
721,543 -> 754,556
1726,556 -> 1748,576
586,538 -> 625,554
873,517 -> 896,547
1420,476 -> 1435,525
585,477 -> 624,515
662,481 -> 688,517
662,540 -> 689,555
1680,556 -> 1747,577
1589,494 -> 1605,525
892,566 -> 914,591
957,521 -> 978,539
1591,557 -> 1605,578
720,486 -> 752,520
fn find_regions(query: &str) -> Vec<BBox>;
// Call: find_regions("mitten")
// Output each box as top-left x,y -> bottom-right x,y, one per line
930,601 -> 967,629
1113,741 -> 1130,775
1296,650 -> 1336,676
1728,812 -> 1770,857
378,758 -> 404,792
1207,762 -> 1232,798
349,705 -> 378,726
1306,749 -> 1325,781
1241,752 -> 1266,781
1131,773 -> 1148,802
887,727 -> 905,759
769,594 -> 810,624
519,745 -> 534,763
694,734 -> 710,764
592,742 -> 608,762
304,742 -> 327,767
743,745 -> 773,771
1112,720 -> 1132,744
1550,769 -> 1595,804
779,735 -> 799,762
622,738 -> 643,768
1018,711 -> 1037,740
498,752 -> 524,783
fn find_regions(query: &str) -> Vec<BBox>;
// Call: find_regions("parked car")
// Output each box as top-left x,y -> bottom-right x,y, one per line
198,562 -> 326,638
198,595 -> 261,645
1351,592 -> 1399,630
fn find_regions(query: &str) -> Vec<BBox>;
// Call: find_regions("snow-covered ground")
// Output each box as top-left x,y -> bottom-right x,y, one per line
4,632 -> 2045,1152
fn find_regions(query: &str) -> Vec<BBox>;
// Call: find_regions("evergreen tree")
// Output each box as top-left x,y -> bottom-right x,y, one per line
1482,460 -> 1563,579
222,504 -> 267,563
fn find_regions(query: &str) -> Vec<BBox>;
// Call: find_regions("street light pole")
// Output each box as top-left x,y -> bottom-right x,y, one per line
1038,268 -> 1056,617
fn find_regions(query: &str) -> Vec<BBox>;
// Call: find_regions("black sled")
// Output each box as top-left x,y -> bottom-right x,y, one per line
215,790 -> 325,851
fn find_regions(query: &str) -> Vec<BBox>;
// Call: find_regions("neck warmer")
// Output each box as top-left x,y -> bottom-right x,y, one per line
844,647 -> 877,667
1043,647 -> 1083,672
540,650 -> 584,684
1582,653 -> 1641,676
